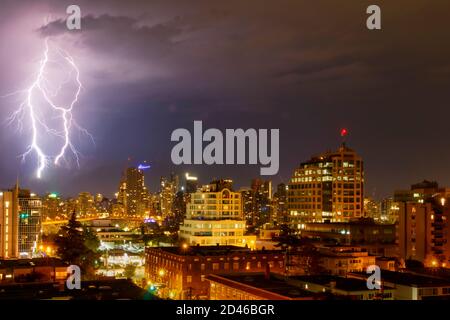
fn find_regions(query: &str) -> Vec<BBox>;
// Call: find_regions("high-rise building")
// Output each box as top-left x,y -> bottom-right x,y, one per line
288,143 -> 364,228
159,175 -> 178,220
185,173 -> 198,194
77,192 -> 96,217
179,180 -> 256,248
273,183 -> 288,224
250,179 -> 272,228
240,188 -> 254,227
396,181 -> 450,267
117,167 -> 149,217
41,193 -> 61,220
18,189 -> 42,258
364,197 -> 380,221
380,197 -> 400,223
0,186 -> 19,259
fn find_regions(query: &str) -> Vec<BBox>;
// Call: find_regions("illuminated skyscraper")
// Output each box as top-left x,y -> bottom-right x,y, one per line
41,193 -> 61,220
250,179 -> 272,227
288,143 -> 364,227
77,192 -> 96,217
118,167 -> 149,217
0,185 -> 19,259
159,176 -> 177,219
273,183 -> 288,224
18,189 -> 42,258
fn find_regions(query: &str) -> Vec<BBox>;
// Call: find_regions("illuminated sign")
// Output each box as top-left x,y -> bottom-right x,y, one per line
138,164 -> 151,170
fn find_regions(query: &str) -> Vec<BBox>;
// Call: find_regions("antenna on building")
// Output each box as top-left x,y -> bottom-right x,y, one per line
340,128 -> 348,147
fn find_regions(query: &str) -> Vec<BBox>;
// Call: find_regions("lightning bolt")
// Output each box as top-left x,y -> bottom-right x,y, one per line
3,38 -> 93,178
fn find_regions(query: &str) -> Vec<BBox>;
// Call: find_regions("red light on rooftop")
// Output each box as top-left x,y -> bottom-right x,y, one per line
340,128 -> 348,137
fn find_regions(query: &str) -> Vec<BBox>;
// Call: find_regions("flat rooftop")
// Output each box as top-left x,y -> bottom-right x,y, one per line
207,273 -> 315,299
0,258 -> 68,269
148,245 -> 283,256
0,279 -> 157,300
350,270 -> 450,287
291,275 -> 394,292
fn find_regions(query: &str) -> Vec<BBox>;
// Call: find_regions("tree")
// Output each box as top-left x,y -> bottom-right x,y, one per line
54,211 -> 100,277
124,264 -> 137,279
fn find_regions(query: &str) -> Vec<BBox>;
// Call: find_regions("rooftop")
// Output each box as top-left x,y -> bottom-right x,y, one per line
0,279 -> 157,300
0,258 -> 68,269
291,275 -> 394,292
350,270 -> 450,288
148,245 -> 282,256
207,273 -> 316,299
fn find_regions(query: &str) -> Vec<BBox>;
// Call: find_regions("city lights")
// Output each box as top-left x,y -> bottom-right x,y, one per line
1,0 -> 450,308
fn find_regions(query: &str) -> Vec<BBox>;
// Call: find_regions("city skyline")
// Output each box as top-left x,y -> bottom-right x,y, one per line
1,1 -> 450,199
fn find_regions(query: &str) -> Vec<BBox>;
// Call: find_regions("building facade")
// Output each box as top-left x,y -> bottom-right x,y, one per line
18,190 -> 42,258
179,181 -> 256,248
0,188 -> 19,259
288,143 -> 364,228
396,181 -> 450,267
145,246 -> 286,299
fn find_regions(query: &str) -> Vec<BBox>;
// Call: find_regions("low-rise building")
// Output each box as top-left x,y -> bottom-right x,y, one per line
145,245 -> 286,300
349,270 -> 450,300
207,273 -> 316,300
288,275 -> 395,300
317,245 -> 376,276
0,258 -> 69,284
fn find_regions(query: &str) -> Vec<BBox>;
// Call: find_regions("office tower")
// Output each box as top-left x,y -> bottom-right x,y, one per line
159,175 -> 178,220
117,166 -> 149,217
117,179 -> 127,210
0,186 -> 19,259
396,181 -> 450,267
273,183 -> 288,224
240,188 -> 254,227
172,191 -> 187,226
18,189 -> 42,258
364,197 -> 380,221
170,172 -> 180,194
179,180 -> 256,248
380,197 -> 400,223
250,179 -> 272,227
288,142 -> 364,227
41,193 -> 61,220
77,192 -> 96,217
185,173 -> 198,194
